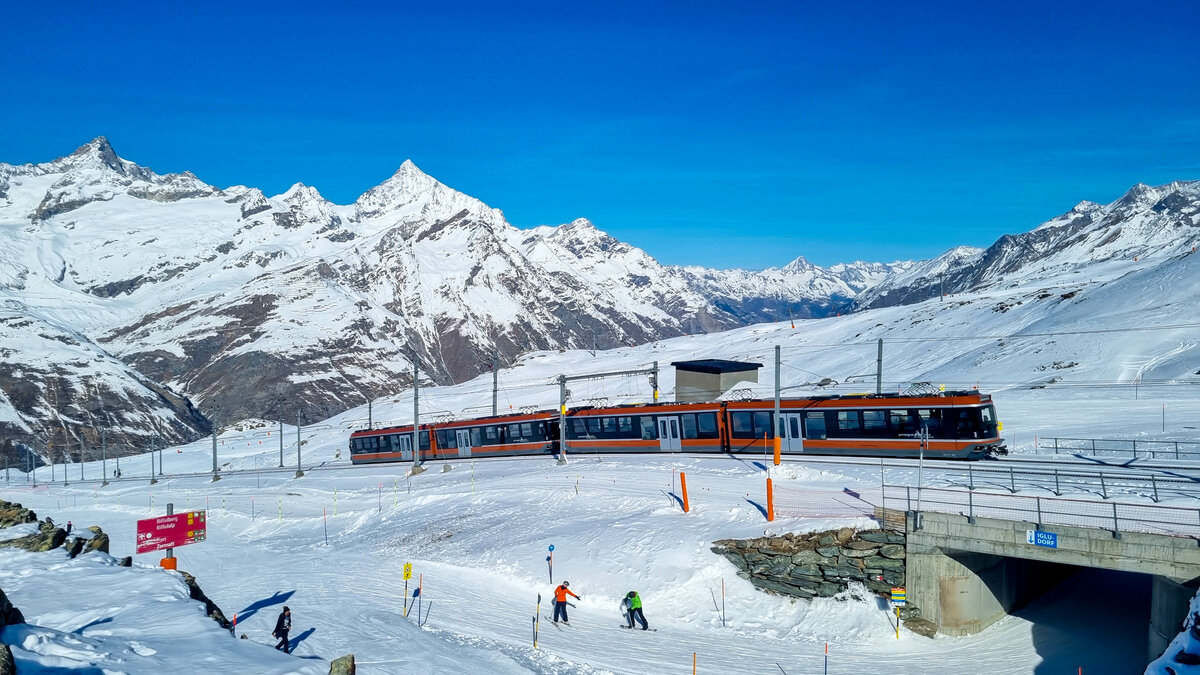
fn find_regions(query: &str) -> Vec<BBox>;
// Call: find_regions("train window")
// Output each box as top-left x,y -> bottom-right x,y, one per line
447,431 -> 459,449
916,410 -> 951,438
587,418 -> 602,436
805,412 -> 826,439
568,419 -> 589,439
890,410 -> 918,435
640,417 -> 657,439
419,431 -> 430,451
669,419 -> 679,439
534,422 -> 547,440
789,417 -> 800,438
471,427 -> 483,446
697,413 -> 718,438
730,411 -> 755,438
601,418 -> 617,435
485,426 -> 497,442
520,422 -> 534,440
863,410 -> 886,431
618,417 -> 633,434
952,409 -> 979,438
837,411 -> 861,432
753,411 -> 773,439
680,414 -> 698,439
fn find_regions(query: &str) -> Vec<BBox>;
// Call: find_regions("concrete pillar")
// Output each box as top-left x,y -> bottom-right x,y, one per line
1149,575 -> 1196,661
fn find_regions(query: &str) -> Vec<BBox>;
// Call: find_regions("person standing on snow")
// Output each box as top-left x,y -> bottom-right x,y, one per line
65,521 -> 72,535
553,581 -> 580,623
625,591 -> 648,630
273,606 -> 292,652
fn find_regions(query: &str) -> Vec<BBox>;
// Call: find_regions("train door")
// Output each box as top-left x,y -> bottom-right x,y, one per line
397,435 -> 414,462
455,429 -> 472,457
657,416 -> 682,452
779,412 -> 805,452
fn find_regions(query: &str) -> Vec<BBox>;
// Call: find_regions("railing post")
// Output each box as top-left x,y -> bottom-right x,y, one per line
1152,473 -> 1160,503
1100,472 -> 1108,499
1035,497 -> 1042,529
967,489 -> 974,524
1176,442 -> 1181,460
1111,502 -> 1120,539
1054,438 -> 1059,454
1091,438 -> 1096,454
1009,466 -> 1016,494
1054,469 -> 1061,496
968,463 -> 974,491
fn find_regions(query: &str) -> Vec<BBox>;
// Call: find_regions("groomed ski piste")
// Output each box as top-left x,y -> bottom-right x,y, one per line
4,276 -> 1200,674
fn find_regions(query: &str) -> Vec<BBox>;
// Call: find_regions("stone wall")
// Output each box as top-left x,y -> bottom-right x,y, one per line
711,527 -> 906,599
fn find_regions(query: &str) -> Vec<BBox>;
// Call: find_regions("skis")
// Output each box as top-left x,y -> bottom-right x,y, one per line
618,625 -> 656,631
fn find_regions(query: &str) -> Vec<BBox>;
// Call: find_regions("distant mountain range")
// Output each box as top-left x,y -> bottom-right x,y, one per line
0,138 -> 900,459
3,138 -> 1198,463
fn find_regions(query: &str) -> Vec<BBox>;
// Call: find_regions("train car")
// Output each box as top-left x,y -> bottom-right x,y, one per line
724,391 -> 1004,459
563,402 -> 726,455
349,391 -> 1005,465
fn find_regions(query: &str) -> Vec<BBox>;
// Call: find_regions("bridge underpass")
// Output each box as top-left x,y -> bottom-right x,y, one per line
905,511 -> 1200,666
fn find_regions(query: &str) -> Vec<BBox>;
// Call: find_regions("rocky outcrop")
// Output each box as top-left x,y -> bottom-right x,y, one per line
178,570 -> 233,631
0,645 -> 13,675
0,586 -> 24,626
712,528 -> 908,600
0,519 -> 66,553
330,654 -> 356,675
85,526 -> 110,554
0,501 -> 37,528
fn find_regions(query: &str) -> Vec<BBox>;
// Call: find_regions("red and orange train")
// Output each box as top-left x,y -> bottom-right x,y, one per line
348,391 -> 1006,464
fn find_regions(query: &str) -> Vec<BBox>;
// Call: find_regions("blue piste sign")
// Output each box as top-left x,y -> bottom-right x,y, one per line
1026,529 -> 1058,548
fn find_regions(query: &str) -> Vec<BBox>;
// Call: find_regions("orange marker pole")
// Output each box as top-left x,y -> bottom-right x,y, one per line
766,477 -> 775,522
773,437 -> 781,466
680,472 -> 690,513
693,652 -> 697,674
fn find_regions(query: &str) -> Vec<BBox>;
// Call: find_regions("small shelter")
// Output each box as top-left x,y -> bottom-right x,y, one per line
671,359 -> 763,403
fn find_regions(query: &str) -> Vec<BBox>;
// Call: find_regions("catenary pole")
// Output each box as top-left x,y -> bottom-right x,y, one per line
295,409 -> 304,477
492,360 -> 499,417
279,419 -> 284,467
876,339 -> 883,395
101,429 -> 107,486
774,345 -> 781,457
413,356 -> 420,466
557,374 -> 567,465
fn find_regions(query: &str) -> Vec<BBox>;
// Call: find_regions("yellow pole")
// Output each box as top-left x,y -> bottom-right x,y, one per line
895,606 -> 900,639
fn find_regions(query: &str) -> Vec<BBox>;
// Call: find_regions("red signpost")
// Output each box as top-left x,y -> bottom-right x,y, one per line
136,510 -> 207,555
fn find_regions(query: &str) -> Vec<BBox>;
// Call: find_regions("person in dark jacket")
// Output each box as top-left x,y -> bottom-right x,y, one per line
65,521 -> 73,535
273,606 -> 291,652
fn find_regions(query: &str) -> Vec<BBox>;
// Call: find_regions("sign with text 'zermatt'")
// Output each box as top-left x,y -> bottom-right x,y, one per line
136,510 -> 207,554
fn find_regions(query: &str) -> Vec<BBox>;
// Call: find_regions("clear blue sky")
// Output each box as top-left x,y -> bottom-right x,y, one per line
2,1 -> 1198,268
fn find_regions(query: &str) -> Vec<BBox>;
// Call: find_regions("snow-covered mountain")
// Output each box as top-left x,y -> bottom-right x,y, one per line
852,181 -> 1200,309
0,139 -> 890,458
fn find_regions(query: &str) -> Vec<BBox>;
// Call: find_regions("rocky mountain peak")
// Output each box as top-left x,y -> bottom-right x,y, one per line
781,256 -> 815,273
68,137 -> 125,174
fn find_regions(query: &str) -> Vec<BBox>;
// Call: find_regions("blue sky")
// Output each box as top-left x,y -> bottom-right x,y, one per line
2,1 -> 1198,268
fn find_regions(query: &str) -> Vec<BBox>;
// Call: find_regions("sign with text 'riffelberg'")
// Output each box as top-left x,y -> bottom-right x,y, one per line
136,510 -> 207,554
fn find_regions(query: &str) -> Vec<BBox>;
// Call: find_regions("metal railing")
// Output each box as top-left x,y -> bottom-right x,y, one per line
882,483 -> 1200,538
1037,437 -> 1200,460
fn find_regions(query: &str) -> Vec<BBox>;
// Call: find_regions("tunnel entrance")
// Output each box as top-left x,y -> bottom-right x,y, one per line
1013,566 -> 1151,674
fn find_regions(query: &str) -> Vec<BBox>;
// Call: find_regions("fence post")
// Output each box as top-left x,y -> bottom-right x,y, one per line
1100,472 -> 1108,499
1152,474 -> 1160,503
1035,497 -> 1042,529
1054,469 -> 1061,496
967,489 -> 974,524
1009,466 -> 1017,493
680,472 -> 690,513
766,477 -> 774,522
1111,502 -> 1120,539
1176,442 -> 1181,460
968,463 -> 974,490
1054,438 -> 1059,454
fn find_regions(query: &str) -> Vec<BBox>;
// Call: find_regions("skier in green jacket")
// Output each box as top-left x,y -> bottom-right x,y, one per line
623,591 -> 648,630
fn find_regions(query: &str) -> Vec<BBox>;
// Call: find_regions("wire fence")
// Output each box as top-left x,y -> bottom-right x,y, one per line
879,484 -> 1200,538
1037,436 -> 1200,461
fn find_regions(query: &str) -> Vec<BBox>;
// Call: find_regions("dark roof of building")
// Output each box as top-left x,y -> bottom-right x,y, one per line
670,359 -> 763,374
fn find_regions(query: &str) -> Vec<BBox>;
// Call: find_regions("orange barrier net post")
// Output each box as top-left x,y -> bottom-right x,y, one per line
766,477 -> 775,521
680,472 -> 690,513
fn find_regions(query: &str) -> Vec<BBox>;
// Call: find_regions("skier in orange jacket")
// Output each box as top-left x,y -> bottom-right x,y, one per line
552,581 -> 581,623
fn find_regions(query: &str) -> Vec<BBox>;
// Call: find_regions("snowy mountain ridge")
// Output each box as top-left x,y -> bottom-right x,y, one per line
0,139 -> 890,458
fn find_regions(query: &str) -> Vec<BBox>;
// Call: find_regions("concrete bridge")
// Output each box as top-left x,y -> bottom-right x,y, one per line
906,510 -> 1200,660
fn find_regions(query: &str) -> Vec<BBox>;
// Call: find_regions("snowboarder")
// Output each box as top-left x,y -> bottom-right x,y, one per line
552,581 -> 580,623
65,521 -> 72,535
273,606 -> 291,653
625,591 -> 648,630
